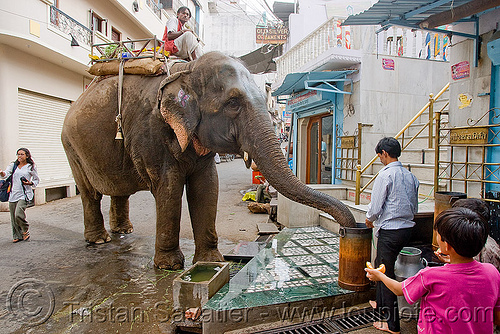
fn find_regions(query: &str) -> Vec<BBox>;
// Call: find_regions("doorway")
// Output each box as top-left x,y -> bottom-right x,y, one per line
306,114 -> 333,184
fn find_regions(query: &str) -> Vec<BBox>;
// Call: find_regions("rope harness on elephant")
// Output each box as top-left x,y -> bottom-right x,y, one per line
115,60 -> 125,140
112,57 -> 191,141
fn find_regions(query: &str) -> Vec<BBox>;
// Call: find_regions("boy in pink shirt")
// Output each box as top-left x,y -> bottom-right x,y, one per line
366,207 -> 500,334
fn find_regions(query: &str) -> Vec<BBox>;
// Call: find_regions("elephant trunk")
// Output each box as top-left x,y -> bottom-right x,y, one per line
243,123 -> 357,228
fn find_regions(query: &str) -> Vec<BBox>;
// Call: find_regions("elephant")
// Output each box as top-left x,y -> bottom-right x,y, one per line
61,51 -> 356,270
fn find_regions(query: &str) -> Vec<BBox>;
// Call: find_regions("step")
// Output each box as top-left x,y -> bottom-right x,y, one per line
400,148 -> 448,164
355,177 -> 446,201
371,161 -> 439,181
403,122 -> 449,139
319,197 -> 437,226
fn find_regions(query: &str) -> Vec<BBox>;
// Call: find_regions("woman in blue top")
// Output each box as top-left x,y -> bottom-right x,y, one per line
0,148 -> 39,242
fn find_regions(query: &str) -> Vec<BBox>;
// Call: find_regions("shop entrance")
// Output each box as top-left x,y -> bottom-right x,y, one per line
306,114 -> 333,184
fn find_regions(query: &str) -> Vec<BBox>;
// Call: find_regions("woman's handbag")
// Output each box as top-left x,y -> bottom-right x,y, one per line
0,164 -> 17,202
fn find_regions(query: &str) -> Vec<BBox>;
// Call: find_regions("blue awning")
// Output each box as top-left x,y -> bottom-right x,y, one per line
342,0 -> 476,29
272,71 -> 354,97
342,0 -> 500,36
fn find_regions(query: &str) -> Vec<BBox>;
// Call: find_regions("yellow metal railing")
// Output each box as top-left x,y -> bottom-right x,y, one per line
354,83 -> 450,205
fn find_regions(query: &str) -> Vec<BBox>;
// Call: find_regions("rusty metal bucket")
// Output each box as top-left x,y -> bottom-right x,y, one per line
433,191 -> 467,249
338,223 -> 372,291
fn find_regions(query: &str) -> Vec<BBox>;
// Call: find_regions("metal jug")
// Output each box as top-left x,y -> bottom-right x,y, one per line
394,247 -> 427,318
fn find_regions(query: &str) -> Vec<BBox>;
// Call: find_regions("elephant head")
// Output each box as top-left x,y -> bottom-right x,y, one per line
157,52 -> 356,227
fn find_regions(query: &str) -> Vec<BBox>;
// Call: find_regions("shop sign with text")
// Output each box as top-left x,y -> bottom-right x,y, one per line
450,127 -> 488,144
451,61 -> 470,80
256,26 -> 288,44
382,58 -> 394,70
287,90 -> 321,111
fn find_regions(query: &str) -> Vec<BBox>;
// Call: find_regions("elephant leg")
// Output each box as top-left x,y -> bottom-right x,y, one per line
66,152 -> 110,244
153,178 -> 185,270
81,191 -> 110,244
109,195 -> 134,234
186,159 -> 223,264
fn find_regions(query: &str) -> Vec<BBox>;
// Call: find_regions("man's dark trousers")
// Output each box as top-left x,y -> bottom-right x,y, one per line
375,227 -> 413,333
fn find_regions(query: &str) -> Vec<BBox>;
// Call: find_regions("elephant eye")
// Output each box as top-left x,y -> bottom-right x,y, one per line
224,98 -> 241,114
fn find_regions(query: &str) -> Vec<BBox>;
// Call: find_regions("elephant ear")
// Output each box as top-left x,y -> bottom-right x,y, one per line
157,70 -> 198,152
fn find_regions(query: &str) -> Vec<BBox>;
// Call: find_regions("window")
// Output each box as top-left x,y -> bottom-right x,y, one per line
159,0 -> 172,9
386,36 -> 393,55
91,11 -> 107,35
111,27 -> 121,42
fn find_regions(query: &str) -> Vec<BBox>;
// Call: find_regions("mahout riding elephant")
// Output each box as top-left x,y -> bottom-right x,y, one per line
62,52 -> 356,269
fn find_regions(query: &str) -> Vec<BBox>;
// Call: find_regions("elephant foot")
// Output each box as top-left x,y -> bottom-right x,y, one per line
154,248 -> 185,270
110,222 -> 134,234
193,248 -> 224,264
85,230 -> 112,244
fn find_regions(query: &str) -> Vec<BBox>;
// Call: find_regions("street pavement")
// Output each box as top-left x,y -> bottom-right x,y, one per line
0,158 -> 268,333
0,158 -> 417,333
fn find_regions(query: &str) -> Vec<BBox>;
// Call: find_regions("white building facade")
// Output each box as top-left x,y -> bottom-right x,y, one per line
0,0 -> 207,209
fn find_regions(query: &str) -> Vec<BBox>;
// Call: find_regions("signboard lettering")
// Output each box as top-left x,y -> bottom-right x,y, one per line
341,136 -> 356,148
451,61 -> 470,80
256,26 -> 289,44
382,58 -> 394,70
287,90 -> 320,110
450,127 -> 488,144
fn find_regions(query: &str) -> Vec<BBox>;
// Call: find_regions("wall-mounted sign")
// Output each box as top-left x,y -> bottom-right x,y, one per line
451,61 -> 470,80
458,93 -> 472,109
287,90 -> 321,111
282,109 -> 292,125
256,26 -> 288,44
382,58 -> 394,70
341,136 -> 356,149
450,127 -> 488,145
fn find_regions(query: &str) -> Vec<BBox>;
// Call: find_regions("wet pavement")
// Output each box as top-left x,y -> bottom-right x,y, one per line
0,158 -> 418,334
0,158 -> 267,333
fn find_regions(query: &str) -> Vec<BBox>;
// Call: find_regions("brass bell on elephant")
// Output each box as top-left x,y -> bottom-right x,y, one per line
115,127 -> 124,140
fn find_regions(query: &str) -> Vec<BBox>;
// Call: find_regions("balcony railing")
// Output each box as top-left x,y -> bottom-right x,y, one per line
276,17 -> 352,82
146,0 -> 162,19
50,6 -> 92,46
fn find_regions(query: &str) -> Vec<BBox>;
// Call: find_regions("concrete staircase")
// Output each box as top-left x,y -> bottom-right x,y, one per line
277,88 -> 449,236
329,92 -> 450,224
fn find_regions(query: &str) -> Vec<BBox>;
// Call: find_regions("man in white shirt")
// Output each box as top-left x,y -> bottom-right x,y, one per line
365,137 -> 419,334
162,7 -> 203,61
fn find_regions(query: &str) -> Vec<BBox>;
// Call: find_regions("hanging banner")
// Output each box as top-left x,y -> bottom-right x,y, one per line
442,35 -> 450,61
425,33 -> 431,59
336,21 -> 343,47
344,26 -> 351,49
451,61 -> 470,80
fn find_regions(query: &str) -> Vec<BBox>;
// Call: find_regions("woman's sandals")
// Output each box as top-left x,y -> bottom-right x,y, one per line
22,231 -> 30,241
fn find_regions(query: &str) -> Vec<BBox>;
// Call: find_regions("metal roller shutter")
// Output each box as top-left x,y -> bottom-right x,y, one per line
18,89 -> 73,185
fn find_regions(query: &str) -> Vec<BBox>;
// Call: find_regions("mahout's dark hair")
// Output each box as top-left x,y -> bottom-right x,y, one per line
452,198 -> 490,222
177,6 -> 191,18
434,207 -> 489,258
375,137 -> 401,158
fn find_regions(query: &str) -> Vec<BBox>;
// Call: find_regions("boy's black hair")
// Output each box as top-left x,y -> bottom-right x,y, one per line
452,198 -> 490,222
434,207 -> 489,258
177,6 -> 191,18
375,137 -> 401,158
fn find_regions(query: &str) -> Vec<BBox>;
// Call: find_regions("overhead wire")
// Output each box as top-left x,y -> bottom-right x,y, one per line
215,0 -> 261,25
239,0 -> 280,24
